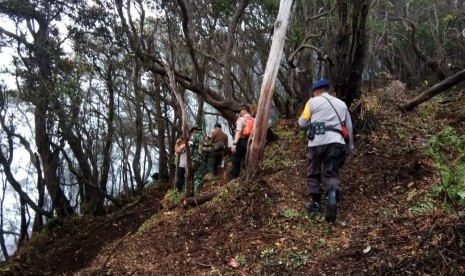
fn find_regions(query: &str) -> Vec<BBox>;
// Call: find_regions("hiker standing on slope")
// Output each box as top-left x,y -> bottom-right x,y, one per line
174,137 -> 188,193
229,105 -> 255,179
207,123 -> 229,176
189,126 -> 207,194
298,79 -> 354,222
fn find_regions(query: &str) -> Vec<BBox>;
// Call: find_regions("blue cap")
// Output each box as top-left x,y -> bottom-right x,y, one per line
311,79 -> 330,91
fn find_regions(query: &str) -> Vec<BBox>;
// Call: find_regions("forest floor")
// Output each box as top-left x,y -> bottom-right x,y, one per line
2,81 -> 465,275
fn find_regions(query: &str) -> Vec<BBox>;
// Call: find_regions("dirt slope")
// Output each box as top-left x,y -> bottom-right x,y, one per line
2,87 -> 465,275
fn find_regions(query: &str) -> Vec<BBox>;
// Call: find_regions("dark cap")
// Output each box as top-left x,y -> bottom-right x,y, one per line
189,125 -> 202,133
239,105 -> 250,113
214,123 -> 222,129
311,79 -> 330,91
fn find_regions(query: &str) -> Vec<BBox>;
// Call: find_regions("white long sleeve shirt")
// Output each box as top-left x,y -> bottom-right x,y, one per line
298,92 -> 354,149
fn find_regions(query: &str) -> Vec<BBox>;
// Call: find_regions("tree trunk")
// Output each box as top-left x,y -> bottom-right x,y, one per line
0,182 -> 9,259
32,153 -> 45,232
330,0 -> 370,108
182,192 -> 219,208
99,66 -> 116,207
133,60 -> 145,194
164,64 -> 192,195
154,88 -> 169,182
36,106 -> 73,217
17,198 -> 28,248
247,0 -> 293,170
399,69 -> 465,110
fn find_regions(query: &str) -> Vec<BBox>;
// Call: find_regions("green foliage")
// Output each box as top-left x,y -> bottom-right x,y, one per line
426,127 -> 465,207
442,14 -> 457,24
260,0 -> 280,15
211,0 -> 235,17
164,189 -> 183,204
235,253 -> 247,266
43,217 -> 63,232
409,198 -> 435,214
281,207 -> 300,218
258,246 -> 309,270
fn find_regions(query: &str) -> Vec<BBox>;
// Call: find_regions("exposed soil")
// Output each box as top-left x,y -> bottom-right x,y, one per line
2,87 -> 465,275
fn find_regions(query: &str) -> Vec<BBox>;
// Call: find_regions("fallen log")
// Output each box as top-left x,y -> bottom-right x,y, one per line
399,69 -> 465,111
182,192 -> 219,208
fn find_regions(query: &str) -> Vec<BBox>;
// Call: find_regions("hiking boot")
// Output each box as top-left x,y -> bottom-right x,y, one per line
304,201 -> 321,213
325,190 -> 337,222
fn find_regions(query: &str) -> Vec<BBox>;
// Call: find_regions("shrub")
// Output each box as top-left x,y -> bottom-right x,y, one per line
426,126 -> 465,207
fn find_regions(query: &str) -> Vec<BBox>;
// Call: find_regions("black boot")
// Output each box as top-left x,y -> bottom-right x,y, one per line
325,190 -> 337,222
304,193 -> 321,212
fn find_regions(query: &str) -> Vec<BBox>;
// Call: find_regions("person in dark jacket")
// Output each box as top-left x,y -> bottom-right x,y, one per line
207,123 -> 228,176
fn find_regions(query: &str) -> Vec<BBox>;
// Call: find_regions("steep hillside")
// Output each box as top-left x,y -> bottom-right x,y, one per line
2,85 -> 465,275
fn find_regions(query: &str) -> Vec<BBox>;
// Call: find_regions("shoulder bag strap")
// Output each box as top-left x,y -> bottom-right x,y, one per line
321,96 -> 343,124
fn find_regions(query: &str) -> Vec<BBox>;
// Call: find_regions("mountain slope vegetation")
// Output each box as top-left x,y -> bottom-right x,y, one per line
2,83 -> 465,275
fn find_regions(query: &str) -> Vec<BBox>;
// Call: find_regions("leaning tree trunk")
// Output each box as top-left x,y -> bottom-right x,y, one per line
164,63 -> 192,195
247,0 -> 293,171
399,69 -> 465,111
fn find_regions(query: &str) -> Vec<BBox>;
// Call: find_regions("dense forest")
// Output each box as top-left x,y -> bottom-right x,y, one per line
0,0 -> 464,272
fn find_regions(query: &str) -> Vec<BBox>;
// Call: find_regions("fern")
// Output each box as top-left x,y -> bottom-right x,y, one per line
426,127 -> 465,208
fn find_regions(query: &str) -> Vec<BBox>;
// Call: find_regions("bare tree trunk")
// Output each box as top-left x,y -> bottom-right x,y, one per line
99,67 -> 116,204
399,69 -> 465,110
153,84 -> 169,182
247,0 -> 293,170
0,180 -> 9,259
17,198 -> 28,248
164,64 -> 192,195
32,153 -> 45,232
133,60 -> 145,194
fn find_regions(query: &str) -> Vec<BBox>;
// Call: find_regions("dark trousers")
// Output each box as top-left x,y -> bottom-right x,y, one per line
229,138 -> 248,179
306,143 -> 347,195
207,150 -> 223,176
175,167 -> 186,192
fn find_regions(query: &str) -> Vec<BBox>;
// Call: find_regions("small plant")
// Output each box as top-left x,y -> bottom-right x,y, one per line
260,247 -> 275,258
426,126 -> 465,208
281,208 -> 299,218
235,253 -> 247,266
409,198 -> 435,214
164,189 -> 183,204
288,251 -> 309,267
316,238 -> 326,248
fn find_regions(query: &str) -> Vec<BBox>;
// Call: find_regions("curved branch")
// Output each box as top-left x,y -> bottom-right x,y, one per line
288,44 -> 332,68
0,26 -> 31,48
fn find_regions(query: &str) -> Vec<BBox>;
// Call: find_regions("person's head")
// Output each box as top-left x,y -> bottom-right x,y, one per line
214,123 -> 222,130
238,105 -> 250,117
311,79 -> 330,96
189,125 -> 201,135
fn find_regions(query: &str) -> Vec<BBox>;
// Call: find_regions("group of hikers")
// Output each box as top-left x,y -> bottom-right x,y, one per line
172,78 -> 354,223
174,105 -> 255,195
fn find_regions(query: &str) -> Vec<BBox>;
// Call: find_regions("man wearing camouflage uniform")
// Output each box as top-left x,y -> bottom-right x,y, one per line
189,126 -> 207,194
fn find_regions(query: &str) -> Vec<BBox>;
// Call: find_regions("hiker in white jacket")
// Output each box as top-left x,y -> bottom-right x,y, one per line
298,79 -> 354,222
